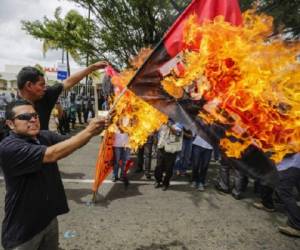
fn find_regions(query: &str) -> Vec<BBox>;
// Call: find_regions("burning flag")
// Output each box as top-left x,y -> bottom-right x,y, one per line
109,49 -> 168,149
92,60 -> 167,196
127,0 -> 242,137
162,10 -> 300,164
126,0 -> 286,183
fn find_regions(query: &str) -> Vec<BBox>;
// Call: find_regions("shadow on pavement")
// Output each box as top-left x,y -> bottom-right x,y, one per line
135,240 -> 188,250
60,171 -> 86,179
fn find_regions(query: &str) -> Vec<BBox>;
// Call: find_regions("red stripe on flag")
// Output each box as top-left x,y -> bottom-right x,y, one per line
164,0 -> 242,57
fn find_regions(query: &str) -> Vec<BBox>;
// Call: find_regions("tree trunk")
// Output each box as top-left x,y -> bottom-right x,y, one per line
66,51 -> 70,77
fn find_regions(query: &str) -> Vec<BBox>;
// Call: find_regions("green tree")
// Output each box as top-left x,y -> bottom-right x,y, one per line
66,0 -> 187,67
68,0 -> 299,67
22,7 -> 93,75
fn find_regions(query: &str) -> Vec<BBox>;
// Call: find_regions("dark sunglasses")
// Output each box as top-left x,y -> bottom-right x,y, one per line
13,112 -> 39,121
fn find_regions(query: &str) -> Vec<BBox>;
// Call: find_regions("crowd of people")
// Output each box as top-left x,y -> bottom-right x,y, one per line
0,61 -> 299,250
128,120 -> 300,238
48,93 -> 98,134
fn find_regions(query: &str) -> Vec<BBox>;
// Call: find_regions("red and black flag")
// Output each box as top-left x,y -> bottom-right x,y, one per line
127,0 -> 278,184
127,0 -> 242,135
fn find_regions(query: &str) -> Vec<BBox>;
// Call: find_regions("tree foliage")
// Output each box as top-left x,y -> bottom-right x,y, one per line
66,0 -> 187,67
22,0 -> 299,70
22,7 -> 94,74
68,0 -> 299,66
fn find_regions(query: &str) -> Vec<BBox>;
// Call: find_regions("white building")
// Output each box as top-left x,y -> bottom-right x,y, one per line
0,64 -> 89,91
0,64 -> 105,100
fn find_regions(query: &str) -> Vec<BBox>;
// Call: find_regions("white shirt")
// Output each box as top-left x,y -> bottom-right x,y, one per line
157,124 -> 183,153
192,135 -> 213,150
277,153 -> 300,171
113,132 -> 129,148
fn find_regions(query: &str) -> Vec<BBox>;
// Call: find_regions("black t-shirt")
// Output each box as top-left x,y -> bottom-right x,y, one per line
34,83 -> 64,130
0,131 -> 69,249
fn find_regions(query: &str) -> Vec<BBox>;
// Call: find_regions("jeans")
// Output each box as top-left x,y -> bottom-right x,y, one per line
191,145 -> 212,185
175,138 -> 192,173
154,149 -> 176,187
10,218 -> 58,250
113,147 -> 130,178
213,147 -> 220,161
276,167 -> 300,229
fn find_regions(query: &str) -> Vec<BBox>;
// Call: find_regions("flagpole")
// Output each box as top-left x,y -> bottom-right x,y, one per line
108,87 -> 128,114
91,86 -> 127,203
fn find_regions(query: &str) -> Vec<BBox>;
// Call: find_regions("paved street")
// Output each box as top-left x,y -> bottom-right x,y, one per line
0,136 -> 299,250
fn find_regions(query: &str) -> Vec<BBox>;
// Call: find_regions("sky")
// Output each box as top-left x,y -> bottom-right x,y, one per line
0,0 -> 87,71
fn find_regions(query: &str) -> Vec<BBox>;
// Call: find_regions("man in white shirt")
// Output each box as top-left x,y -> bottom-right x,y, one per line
154,121 -> 183,191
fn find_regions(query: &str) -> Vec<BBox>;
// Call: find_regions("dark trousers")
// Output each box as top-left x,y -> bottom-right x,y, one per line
232,167 -> 248,196
154,149 -> 176,187
276,167 -> 300,230
76,107 -> 82,124
191,145 -> 212,184
83,108 -> 95,122
175,138 -> 192,173
10,218 -> 58,250
58,111 -> 70,134
137,142 -> 153,175
217,156 -> 248,195
258,182 -> 274,209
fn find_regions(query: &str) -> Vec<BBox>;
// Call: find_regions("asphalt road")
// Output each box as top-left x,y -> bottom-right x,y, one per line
0,135 -> 299,250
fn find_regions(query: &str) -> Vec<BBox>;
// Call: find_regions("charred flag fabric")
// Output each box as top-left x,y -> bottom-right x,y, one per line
127,0 -> 281,184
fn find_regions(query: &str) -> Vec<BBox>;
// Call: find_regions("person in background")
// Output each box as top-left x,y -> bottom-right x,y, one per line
154,121 -> 183,191
136,134 -> 155,179
16,61 -> 108,130
174,127 -> 193,176
191,134 -> 213,191
75,94 -> 83,124
48,105 -> 59,133
112,118 -> 131,182
82,95 -> 89,123
215,156 -> 249,199
276,153 -> 300,237
68,101 -> 77,130
87,96 -> 95,119
58,97 -> 70,135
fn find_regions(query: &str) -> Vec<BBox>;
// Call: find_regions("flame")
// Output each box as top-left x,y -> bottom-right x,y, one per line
109,49 -> 167,150
162,10 -> 300,163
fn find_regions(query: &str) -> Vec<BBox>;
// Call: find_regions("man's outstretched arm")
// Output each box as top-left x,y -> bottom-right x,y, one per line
63,61 -> 108,91
43,118 -> 107,163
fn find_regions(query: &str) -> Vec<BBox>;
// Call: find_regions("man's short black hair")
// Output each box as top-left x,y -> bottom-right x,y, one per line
17,66 -> 44,90
5,99 -> 33,120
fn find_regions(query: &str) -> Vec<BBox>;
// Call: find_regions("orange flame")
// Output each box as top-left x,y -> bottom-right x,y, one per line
110,49 -> 167,150
162,10 -> 300,163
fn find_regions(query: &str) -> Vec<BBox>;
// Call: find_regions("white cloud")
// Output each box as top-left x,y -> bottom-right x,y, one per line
0,0 -> 87,70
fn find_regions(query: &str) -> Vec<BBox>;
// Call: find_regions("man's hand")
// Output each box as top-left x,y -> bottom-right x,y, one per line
63,60 -> 109,90
89,61 -> 109,72
86,117 -> 109,136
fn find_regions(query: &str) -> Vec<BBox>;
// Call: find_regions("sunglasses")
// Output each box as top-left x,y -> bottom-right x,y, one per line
13,112 -> 39,121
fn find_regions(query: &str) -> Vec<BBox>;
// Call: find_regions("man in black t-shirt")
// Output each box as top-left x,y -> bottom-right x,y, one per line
16,61 -> 107,130
0,100 -> 108,249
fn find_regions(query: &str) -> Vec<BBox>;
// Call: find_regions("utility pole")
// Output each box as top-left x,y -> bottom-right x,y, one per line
85,2 -> 91,96
62,48 -> 65,64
